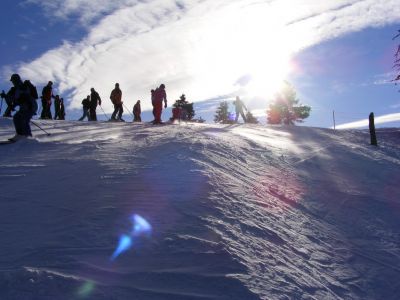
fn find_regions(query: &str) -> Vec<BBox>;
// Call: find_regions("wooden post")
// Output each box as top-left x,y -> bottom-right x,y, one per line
333,110 -> 336,130
369,112 -> 378,146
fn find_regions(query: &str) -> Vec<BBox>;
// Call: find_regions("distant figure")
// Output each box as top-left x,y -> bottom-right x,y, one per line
151,89 -> 155,120
152,84 -> 167,124
133,100 -> 141,122
53,95 -> 61,120
59,98 -> 65,120
40,81 -> 54,119
110,83 -> 124,121
234,96 -> 247,123
89,88 -> 101,121
79,96 -> 91,121
7,74 -> 35,141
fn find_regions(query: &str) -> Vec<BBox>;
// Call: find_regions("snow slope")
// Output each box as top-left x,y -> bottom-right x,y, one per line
0,118 -> 399,300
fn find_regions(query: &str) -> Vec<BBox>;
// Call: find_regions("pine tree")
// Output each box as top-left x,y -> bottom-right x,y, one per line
393,30 -> 400,87
245,111 -> 259,124
214,101 -> 232,123
173,94 -> 195,120
266,83 -> 311,125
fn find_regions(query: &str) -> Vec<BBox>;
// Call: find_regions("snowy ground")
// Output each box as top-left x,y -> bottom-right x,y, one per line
0,117 -> 399,300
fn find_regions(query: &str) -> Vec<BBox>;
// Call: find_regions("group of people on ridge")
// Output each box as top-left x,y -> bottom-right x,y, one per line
39,81 -> 65,120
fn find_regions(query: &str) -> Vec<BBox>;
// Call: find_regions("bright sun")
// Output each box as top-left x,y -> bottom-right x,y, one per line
191,1 -> 295,101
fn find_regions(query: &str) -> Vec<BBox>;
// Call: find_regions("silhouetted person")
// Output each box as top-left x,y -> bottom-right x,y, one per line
53,95 -> 61,120
234,96 -> 247,123
110,83 -> 123,121
152,84 -> 167,124
79,95 -> 90,121
59,98 -> 65,120
89,88 -> 101,121
133,100 -> 141,122
40,81 -> 54,119
7,74 -> 35,140
151,89 -> 155,120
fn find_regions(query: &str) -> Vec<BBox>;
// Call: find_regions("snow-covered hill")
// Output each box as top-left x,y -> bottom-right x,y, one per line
0,118 -> 399,300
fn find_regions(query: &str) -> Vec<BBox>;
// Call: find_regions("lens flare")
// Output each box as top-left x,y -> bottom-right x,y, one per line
111,234 -> 132,261
111,214 -> 152,261
77,280 -> 95,298
131,214 -> 152,236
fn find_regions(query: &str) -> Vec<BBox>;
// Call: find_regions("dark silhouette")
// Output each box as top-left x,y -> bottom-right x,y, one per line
369,112 -> 378,146
40,81 -> 54,119
152,84 -> 167,124
245,111 -> 259,124
59,98 -> 65,120
133,100 -> 141,122
110,83 -> 124,121
7,74 -> 36,140
79,95 -> 90,121
234,96 -> 247,123
24,80 -> 38,115
53,95 -> 61,120
151,89 -> 155,120
89,88 -> 101,121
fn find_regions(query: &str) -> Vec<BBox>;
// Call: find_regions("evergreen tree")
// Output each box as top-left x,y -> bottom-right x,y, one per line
266,83 -> 311,125
173,94 -> 195,120
214,101 -> 232,123
393,30 -> 400,87
245,111 -> 259,124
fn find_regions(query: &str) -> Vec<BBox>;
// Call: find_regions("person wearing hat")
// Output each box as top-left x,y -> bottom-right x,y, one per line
7,74 -> 35,141
110,83 -> 124,121
40,81 -> 54,119
152,83 -> 167,124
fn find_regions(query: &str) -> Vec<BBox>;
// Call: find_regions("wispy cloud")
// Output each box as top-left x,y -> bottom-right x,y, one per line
7,0 -> 400,114
336,112 -> 400,129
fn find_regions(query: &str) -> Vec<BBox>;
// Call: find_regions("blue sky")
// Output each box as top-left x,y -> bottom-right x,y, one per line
1,0 -> 400,128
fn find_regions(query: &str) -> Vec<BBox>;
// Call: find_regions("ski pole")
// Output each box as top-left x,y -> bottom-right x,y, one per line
99,105 -> 109,120
123,103 -> 134,118
31,120 -> 51,136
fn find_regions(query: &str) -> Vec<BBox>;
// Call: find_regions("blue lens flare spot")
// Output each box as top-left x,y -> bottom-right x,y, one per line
131,214 -> 152,236
111,234 -> 132,261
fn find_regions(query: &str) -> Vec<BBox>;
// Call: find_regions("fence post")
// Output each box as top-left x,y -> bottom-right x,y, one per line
369,112 -> 377,146
332,110 -> 336,130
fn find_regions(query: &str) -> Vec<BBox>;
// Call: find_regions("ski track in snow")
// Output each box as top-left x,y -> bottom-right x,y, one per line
0,118 -> 399,299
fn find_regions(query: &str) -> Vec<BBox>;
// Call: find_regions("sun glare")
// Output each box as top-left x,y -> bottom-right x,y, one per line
191,1 -> 296,100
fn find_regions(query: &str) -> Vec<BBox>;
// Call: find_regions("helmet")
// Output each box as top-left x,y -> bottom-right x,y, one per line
10,74 -> 21,82
160,84 -> 165,89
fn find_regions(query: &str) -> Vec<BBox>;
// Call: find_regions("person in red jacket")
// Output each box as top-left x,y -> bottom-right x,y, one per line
152,84 -> 167,124
110,83 -> 123,121
40,81 -> 54,119
133,100 -> 141,122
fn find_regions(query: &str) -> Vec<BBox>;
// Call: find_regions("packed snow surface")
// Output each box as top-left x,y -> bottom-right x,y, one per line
0,118 -> 399,300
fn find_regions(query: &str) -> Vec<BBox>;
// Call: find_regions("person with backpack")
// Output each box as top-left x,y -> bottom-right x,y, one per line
24,80 -> 38,115
40,81 -> 54,119
110,83 -> 124,121
234,96 -> 247,123
89,88 -> 101,121
6,74 -> 35,141
133,100 -> 141,122
152,84 -> 167,124
79,95 -> 91,121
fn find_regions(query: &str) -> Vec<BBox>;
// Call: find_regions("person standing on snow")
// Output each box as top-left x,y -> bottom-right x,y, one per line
110,83 -> 124,121
79,96 -> 91,121
234,96 -> 247,123
59,98 -> 65,120
40,81 -> 54,119
89,87 -> 101,121
7,74 -> 36,141
53,95 -> 61,120
152,84 -> 167,124
133,100 -> 141,122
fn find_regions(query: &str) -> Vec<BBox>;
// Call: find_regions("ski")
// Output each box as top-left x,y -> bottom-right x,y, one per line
0,139 -> 17,145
